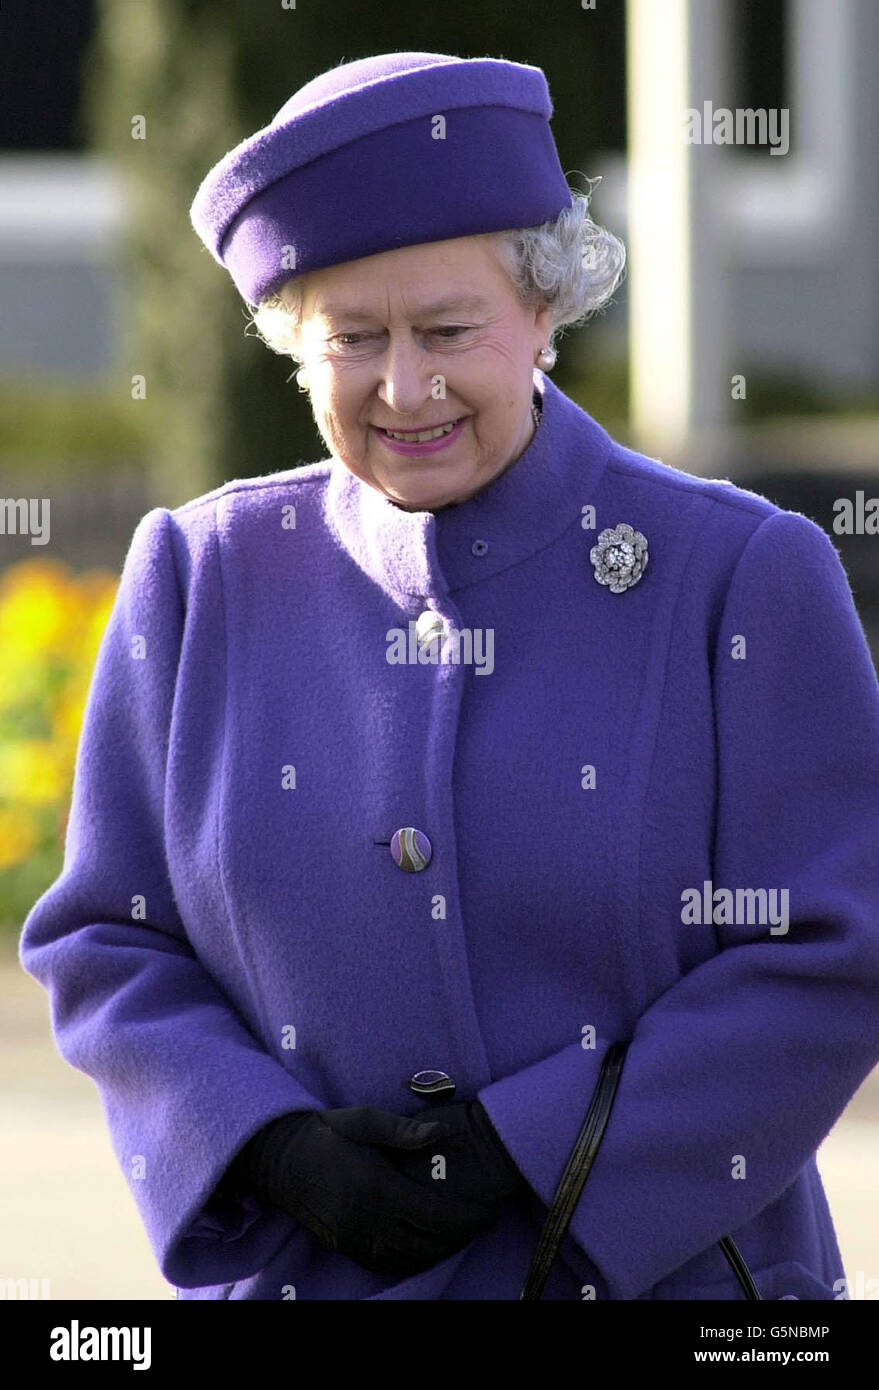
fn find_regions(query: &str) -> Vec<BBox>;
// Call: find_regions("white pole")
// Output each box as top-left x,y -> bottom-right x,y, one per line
627,0 -> 730,470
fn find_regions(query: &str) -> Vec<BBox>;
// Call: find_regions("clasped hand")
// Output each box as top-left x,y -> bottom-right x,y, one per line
223,1101 -> 528,1279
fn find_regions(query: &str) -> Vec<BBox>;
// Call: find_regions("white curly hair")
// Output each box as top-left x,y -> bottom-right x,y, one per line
248,184 -> 626,362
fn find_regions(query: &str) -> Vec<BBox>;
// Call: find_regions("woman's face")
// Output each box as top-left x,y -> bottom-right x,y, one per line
293,235 -> 553,511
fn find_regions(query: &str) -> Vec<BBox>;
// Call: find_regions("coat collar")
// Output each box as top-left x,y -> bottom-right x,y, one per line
323,371 -> 613,609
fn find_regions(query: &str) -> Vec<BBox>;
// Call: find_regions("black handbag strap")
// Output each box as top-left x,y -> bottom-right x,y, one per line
519,1040 -> 627,1300
519,1039 -> 762,1301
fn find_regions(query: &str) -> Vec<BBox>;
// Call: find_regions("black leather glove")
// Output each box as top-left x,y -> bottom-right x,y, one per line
375,1099 -> 531,1205
220,1106 -> 501,1278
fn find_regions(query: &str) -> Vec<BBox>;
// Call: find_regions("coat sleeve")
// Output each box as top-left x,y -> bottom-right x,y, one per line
18,506 -> 324,1290
477,508 -> 879,1300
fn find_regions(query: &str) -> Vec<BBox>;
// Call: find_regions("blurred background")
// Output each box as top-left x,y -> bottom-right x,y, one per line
1,0 -> 877,1299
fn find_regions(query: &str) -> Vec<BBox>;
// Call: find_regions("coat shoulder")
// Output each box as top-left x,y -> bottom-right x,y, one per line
145,458 -> 332,588
605,439 -> 778,522
170,457 -> 331,527
601,437 -> 842,575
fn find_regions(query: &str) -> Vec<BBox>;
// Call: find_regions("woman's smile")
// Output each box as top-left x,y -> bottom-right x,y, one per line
373,416 -> 467,456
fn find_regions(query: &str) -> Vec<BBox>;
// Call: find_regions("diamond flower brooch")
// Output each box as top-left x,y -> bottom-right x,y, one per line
590,522 -> 648,593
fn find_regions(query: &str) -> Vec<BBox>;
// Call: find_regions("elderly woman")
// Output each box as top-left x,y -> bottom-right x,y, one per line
20,52 -> 879,1302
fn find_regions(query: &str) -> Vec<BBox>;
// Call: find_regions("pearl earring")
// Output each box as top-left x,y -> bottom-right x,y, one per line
536,346 -> 557,371
294,366 -> 309,391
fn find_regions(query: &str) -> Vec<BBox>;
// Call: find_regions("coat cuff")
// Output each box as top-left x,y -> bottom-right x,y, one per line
163,1091 -> 323,1289
477,1041 -> 614,1292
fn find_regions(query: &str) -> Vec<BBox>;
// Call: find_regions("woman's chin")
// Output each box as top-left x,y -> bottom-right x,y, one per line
372,459 -> 478,511
386,485 -> 462,513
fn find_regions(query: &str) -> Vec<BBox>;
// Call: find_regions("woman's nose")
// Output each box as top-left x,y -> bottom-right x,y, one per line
377,338 -> 433,417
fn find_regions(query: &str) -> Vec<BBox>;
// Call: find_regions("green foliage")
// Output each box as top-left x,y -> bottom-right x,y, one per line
84,0 -> 244,502
0,838 -> 65,937
731,369 -> 879,419
0,378 -> 148,466
556,346 -> 630,439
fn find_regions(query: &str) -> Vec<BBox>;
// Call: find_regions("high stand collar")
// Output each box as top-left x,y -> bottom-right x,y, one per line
323,371 -> 613,611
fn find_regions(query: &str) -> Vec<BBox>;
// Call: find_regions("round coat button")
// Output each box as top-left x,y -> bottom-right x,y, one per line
390,827 -> 432,871
415,609 -> 445,646
409,1069 -> 456,1097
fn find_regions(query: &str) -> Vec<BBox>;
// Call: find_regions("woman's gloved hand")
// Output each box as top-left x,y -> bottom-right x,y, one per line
376,1099 -> 532,1205
220,1106 -> 502,1278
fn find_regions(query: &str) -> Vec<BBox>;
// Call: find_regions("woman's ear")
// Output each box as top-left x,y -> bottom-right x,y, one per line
533,301 -> 554,350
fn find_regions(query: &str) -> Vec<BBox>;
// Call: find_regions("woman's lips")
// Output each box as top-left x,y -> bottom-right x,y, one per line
373,417 -> 466,457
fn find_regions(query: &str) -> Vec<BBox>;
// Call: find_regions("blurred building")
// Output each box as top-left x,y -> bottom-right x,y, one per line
0,1 -> 109,376
594,0 -> 879,398
0,154 -> 123,377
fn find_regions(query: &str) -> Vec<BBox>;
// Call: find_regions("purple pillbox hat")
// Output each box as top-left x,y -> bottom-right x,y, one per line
189,51 -> 573,304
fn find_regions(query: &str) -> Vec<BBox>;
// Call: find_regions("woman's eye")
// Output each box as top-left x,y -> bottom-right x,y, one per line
327,326 -> 472,349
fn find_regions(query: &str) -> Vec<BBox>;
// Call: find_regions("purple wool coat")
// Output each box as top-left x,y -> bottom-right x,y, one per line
19,373 -> 879,1300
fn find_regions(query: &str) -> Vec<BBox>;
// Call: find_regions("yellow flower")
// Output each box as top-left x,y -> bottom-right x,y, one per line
51,690 -> 87,746
0,560 -> 117,881
0,805 -> 40,870
0,559 -> 78,659
0,739 -> 69,806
